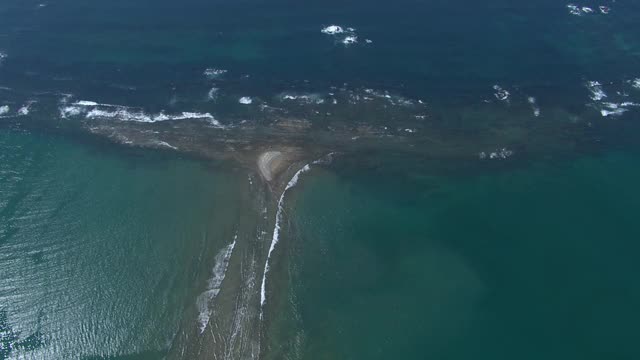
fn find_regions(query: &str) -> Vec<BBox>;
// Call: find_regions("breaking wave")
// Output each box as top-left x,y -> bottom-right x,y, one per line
260,164 -> 312,318
196,237 -> 237,334
59,100 -> 224,127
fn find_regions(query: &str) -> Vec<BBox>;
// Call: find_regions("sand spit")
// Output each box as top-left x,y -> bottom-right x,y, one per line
257,151 -> 283,182
257,149 -> 305,183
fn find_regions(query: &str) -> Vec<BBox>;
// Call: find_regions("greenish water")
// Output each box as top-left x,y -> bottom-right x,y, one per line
3,127 -> 640,359
2,0 -> 640,358
0,129 -> 242,359
271,152 -> 640,359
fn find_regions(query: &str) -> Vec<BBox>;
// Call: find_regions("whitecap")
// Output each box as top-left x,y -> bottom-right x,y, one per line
74,100 -> 123,107
155,141 -> 178,150
86,108 -> 153,122
239,96 -> 253,105
600,102 -> 639,117
599,6 -> 610,14
321,25 -> 344,35
632,79 -> 640,90
170,112 -> 216,121
207,87 -> 219,101
62,100 -> 221,124
75,100 -> 100,106
116,109 -> 214,123
601,108 -> 626,117
480,148 -> 514,160
342,35 -> 358,45
204,68 -> 228,79
280,93 -> 325,104
586,81 -> 607,101
0,105 -> 9,115
581,7 -> 594,14
493,85 -> 510,101
528,96 -> 541,117
60,106 -> 84,118
567,4 -> 582,15
18,102 -> 35,116
491,148 -> 514,159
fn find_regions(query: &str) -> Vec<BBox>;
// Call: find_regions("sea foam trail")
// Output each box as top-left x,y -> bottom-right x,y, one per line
59,99 -> 224,127
196,236 -> 237,334
260,164 -> 312,318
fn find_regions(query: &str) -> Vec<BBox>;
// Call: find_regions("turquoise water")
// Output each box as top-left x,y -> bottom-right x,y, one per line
0,129 -> 242,359
2,0 -> 640,358
272,152 -> 640,359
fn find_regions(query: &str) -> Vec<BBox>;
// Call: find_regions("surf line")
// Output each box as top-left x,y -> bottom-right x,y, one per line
260,164 -> 310,319
197,234 -> 238,334
259,153 -> 334,320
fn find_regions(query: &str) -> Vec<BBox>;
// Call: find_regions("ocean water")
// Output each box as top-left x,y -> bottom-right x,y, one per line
0,129 -> 243,359
267,152 -> 640,359
1,0 -> 640,359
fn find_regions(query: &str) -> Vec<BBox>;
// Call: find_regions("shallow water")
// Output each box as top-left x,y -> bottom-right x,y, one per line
0,129 -> 242,359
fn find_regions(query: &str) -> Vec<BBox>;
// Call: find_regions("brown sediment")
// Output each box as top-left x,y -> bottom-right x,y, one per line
75,101 -> 612,360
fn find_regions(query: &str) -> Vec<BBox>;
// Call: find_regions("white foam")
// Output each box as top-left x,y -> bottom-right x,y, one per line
155,141 -> 178,150
601,108 -> 627,117
632,79 -> 640,90
600,102 -> 639,117
581,7 -> 593,14
86,108 -> 153,122
480,148 -> 514,160
60,106 -> 84,118
567,4 -> 582,15
62,100 -> 220,124
587,81 -> 607,101
207,87 -> 219,101
18,102 -> 34,116
321,25 -> 344,35
171,112 -> 216,121
75,100 -> 99,106
342,35 -> 358,45
260,164 -> 312,317
599,6 -> 610,14
0,105 -> 9,115
59,93 -> 73,104
280,93 -> 325,104
239,96 -> 253,105
197,238 -> 237,334
204,68 -> 228,79
74,100 -> 124,107
86,108 -> 217,123
365,39 -> 373,44
493,85 -> 510,101
528,96 -> 541,117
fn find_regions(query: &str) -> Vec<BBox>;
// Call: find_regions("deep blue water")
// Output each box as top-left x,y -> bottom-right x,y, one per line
1,0 -> 639,110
